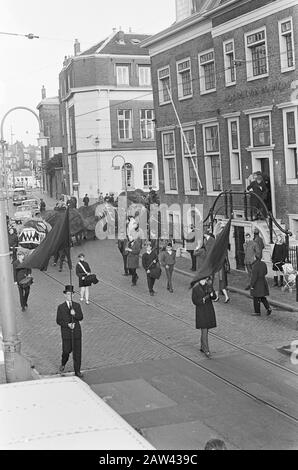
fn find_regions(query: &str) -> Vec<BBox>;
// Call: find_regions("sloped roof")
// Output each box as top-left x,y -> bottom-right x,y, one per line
80,32 -> 150,57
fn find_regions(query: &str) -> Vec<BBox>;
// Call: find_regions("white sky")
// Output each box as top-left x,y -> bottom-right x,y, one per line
0,0 -> 175,146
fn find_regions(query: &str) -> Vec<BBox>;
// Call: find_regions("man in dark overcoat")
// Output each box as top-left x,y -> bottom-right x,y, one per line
192,278 -> 217,358
250,256 -> 272,316
126,237 -> 142,286
118,233 -> 129,276
56,285 -> 84,377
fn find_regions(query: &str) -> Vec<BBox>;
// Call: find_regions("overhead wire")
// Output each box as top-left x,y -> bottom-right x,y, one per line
72,48 -> 295,120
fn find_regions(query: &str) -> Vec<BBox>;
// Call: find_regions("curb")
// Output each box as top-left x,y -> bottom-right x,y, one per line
175,267 -> 298,313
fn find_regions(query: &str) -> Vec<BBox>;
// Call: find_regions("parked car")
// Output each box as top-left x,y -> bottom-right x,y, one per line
12,188 -> 27,206
21,198 -> 40,212
13,204 -> 37,224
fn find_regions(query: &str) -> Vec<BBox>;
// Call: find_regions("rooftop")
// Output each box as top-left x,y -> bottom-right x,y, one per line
80,31 -> 150,56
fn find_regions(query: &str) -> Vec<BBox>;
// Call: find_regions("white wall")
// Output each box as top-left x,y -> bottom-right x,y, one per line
77,149 -> 159,199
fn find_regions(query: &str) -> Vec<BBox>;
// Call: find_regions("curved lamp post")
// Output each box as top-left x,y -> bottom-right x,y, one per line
0,106 -> 47,382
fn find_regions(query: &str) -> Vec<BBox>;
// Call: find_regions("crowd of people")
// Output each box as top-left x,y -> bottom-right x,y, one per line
6,188 -> 291,373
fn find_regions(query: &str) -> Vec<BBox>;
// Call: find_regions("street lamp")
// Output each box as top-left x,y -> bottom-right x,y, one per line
112,155 -> 127,238
0,106 -> 44,382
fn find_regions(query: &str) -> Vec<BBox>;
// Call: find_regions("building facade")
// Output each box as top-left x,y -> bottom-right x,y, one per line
142,0 -> 298,269
59,30 -> 159,202
37,87 -> 63,196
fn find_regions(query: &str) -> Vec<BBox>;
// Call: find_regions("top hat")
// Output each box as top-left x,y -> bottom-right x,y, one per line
63,285 -> 74,294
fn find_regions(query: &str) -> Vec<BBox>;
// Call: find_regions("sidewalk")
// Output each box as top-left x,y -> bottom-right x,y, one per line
175,255 -> 298,313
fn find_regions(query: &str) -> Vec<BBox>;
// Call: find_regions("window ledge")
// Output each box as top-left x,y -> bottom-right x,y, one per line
118,139 -> 133,142
225,82 -> 236,88
184,191 -> 200,196
247,73 -> 269,82
159,101 -> 171,107
164,190 -> 178,195
286,179 -> 298,185
178,95 -> 193,101
231,180 -> 243,185
200,88 -> 216,95
206,191 -> 222,197
246,145 -> 275,152
281,66 -> 295,73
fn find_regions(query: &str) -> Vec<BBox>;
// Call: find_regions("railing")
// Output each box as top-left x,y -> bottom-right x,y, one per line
203,190 -> 292,252
288,246 -> 298,270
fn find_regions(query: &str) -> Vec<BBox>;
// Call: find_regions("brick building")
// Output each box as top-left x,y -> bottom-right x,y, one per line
142,0 -> 298,270
59,30 -> 158,202
37,87 -> 63,195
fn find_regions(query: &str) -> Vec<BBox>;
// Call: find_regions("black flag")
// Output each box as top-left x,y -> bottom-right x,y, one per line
190,219 -> 232,288
23,208 -> 70,271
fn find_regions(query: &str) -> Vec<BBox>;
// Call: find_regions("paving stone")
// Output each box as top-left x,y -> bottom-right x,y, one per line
90,378 -> 177,414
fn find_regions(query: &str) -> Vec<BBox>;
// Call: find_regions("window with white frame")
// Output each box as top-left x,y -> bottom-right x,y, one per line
250,115 -> 271,147
116,65 -> 130,86
118,110 -> 132,140
177,58 -> 193,99
140,109 -> 155,140
227,118 -> 241,183
182,128 -> 199,192
279,18 -> 295,72
223,40 -> 236,86
283,108 -> 298,182
122,163 -> 134,189
143,162 -> 155,188
203,123 -> 222,193
138,66 -> 151,86
245,28 -> 268,80
162,131 -> 177,191
199,50 -> 216,94
158,67 -> 171,105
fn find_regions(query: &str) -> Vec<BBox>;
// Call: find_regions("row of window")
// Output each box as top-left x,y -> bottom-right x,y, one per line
122,162 -> 156,189
116,64 -> 151,87
158,18 -> 295,103
117,109 -> 155,141
161,107 -> 298,194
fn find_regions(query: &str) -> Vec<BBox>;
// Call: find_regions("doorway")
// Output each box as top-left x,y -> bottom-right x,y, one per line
251,151 -> 276,217
234,226 -> 245,271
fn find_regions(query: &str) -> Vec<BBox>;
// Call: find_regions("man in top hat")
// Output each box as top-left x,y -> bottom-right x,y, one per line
56,285 -> 84,378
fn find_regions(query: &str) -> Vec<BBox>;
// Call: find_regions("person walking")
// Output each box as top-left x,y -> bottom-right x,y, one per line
250,255 -> 272,316
126,236 -> 142,287
56,285 -> 84,378
192,278 -> 217,358
76,253 -> 92,304
142,242 -> 159,296
184,224 -> 197,271
118,234 -> 129,276
8,225 -> 19,263
53,245 -> 72,273
244,232 -> 258,290
39,198 -> 46,213
160,242 -> 176,293
83,194 -> 89,207
13,251 -> 33,312
271,234 -> 287,287
214,257 -> 230,303
253,228 -> 265,259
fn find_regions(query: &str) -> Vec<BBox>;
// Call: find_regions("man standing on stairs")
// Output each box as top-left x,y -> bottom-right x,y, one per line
271,234 -> 287,287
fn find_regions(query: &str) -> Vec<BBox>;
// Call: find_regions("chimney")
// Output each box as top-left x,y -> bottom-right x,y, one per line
41,85 -> 46,99
74,38 -> 81,56
118,29 -> 125,44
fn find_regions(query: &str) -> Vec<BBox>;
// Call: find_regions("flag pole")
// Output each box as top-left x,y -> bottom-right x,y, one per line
166,84 -> 203,189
